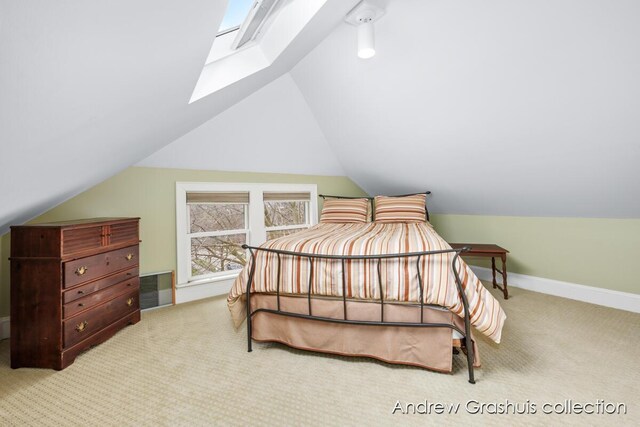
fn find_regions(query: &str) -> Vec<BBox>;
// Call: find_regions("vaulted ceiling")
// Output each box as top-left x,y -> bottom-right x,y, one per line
291,0 -> 640,217
1,0 -> 638,233
0,0 -> 359,233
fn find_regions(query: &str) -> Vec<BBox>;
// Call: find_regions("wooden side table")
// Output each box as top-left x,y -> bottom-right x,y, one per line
449,243 -> 510,299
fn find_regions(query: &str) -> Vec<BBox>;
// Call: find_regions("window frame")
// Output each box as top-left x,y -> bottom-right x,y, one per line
176,182 -> 318,287
263,196 -> 311,239
217,26 -> 240,37
216,0 -> 255,36
187,201 -> 250,281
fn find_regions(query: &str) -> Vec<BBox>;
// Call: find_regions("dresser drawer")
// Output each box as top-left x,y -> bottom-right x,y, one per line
62,225 -> 104,256
63,289 -> 139,348
109,220 -> 139,247
63,245 -> 139,289
63,278 -> 139,319
63,266 -> 138,303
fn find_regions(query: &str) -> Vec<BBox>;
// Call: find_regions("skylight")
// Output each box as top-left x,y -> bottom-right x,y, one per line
218,0 -> 255,34
191,0 -> 327,103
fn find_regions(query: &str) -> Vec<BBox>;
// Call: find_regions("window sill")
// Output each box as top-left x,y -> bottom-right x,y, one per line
177,272 -> 240,289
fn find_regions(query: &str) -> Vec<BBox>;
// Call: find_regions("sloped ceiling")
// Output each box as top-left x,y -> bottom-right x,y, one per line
0,0 -> 218,233
3,0 -> 638,233
0,0 -> 359,233
291,0 -> 640,217
139,74 -> 344,175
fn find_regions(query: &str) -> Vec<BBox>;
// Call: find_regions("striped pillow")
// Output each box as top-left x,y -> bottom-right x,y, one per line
374,194 -> 427,223
320,198 -> 369,223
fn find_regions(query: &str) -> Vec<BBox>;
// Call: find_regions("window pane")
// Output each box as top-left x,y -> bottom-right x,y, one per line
266,228 -> 307,241
264,201 -> 307,227
219,0 -> 254,33
189,203 -> 246,233
191,234 -> 247,277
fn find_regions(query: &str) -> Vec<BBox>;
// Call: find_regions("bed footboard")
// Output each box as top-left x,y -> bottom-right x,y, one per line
241,244 -> 476,384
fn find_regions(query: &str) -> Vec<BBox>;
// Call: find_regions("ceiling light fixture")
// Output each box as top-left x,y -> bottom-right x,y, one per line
357,17 -> 375,59
345,1 -> 386,59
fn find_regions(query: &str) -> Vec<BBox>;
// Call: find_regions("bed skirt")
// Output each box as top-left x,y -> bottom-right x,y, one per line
249,294 -> 481,374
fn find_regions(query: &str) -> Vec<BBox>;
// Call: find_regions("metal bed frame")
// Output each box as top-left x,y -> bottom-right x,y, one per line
241,243 -> 476,384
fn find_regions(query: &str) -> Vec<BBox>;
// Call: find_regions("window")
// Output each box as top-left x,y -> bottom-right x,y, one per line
218,0 -> 255,35
264,192 -> 311,240
193,1 -> 322,102
187,192 -> 249,278
176,183 -> 318,286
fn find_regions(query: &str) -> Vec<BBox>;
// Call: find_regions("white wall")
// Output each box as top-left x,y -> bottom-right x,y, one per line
291,0 -> 640,217
0,1 -> 221,233
139,74 -> 344,175
0,0 -> 352,233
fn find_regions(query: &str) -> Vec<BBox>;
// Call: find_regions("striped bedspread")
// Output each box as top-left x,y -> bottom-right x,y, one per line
228,222 -> 506,343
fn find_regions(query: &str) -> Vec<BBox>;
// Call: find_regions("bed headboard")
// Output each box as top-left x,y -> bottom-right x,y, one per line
318,191 -> 431,221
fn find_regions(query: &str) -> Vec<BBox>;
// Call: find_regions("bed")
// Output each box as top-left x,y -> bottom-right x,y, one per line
227,194 -> 506,383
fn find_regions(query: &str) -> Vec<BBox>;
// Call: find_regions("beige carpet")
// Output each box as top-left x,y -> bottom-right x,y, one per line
0,285 -> 638,426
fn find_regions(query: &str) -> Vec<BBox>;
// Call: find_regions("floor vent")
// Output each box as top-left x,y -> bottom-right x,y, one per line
139,271 -> 175,310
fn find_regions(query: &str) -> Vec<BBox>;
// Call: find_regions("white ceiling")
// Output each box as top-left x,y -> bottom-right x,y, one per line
140,74 -> 344,175
2,0 -> 638,233
0,0 -> 358,233
291,0 -> 640,217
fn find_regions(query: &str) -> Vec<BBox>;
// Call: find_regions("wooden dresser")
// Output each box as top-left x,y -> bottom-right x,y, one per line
10,217 -> 141,370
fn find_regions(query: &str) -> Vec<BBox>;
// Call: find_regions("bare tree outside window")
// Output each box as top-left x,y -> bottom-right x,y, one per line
191,234 -> 246,276
264,200 -> 309,240
189,204 -> 246,233
186,193 -> 312,280
189,203 -> 248,277
264,201 -> 306,227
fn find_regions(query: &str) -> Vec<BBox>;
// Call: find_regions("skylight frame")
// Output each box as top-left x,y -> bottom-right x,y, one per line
217,25 -> 241,37
217,0 -> 256,37
231,0 -> 281,49
191,0 -> 328,103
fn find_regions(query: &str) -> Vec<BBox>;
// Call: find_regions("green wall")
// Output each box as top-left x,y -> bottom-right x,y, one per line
1,169 -> 638,319
430,214 -> 640,295
0,167 -> 367,318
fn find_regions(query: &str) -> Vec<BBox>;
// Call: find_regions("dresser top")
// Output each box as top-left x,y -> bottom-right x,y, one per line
10,217 -> 140,260
12,217 -> 139,229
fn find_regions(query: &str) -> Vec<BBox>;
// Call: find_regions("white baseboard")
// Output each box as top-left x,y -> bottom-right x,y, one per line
175,278 -> 234,304
469,266 -> 640,313
0,317 -> 9,340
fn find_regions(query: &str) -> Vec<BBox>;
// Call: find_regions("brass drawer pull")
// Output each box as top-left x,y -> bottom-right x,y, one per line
75,266 -> 88,276
126,298 -> 134,307
78,303 -> 84,307
77,290 -> 85,295
75,321 -> 88,332
125,253 -> 134,261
